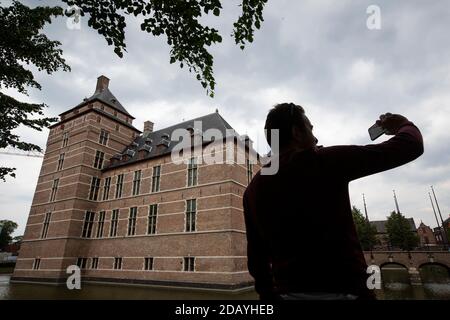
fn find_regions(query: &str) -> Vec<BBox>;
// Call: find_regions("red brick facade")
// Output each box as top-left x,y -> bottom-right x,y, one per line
12,76 -> 259,290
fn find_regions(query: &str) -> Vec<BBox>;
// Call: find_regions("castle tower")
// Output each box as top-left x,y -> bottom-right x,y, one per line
13,76 -> 140,281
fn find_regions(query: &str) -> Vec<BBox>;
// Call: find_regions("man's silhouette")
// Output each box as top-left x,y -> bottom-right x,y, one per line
243,103 -> 424,300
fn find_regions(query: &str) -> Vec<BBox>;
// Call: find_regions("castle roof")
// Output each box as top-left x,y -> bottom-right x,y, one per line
104,111 -> 248,170
60,75 -> 134,119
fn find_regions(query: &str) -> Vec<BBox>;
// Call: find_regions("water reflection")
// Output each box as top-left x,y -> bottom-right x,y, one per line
378,263 -> 450,300
1,273 -> 449,300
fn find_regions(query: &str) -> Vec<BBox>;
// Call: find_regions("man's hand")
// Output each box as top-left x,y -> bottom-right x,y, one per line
376,113 -> 409,135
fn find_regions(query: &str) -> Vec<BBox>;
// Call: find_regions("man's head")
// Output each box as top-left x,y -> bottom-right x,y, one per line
264,103 -> 317,151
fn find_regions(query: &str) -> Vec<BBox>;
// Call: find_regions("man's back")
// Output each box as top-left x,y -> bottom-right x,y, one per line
243,122 -> 424,299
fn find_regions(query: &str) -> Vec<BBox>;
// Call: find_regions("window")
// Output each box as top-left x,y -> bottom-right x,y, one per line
128,207 -> 137,236
185,199 -> 196,232
115,174 -> 124,198
93,150 -> 105,169
91,257 -> 99,269
81,211 -> 95,238
62,132 -> 69,147
115,124 -> 119,131
148,204 -> 158,234
132,170 -> 141,196
102,177 -> 111,200
49,179 -> 59,202
89,176 -> 101,200
151,165 -> 161,192
246,158 -> 253,184
41,212 -> 52,239
187,157 -> 198,187
110,209 -> 119,237
33,258 -> 41,270
76,257 -> 87,269
144,257 -> 154,271
57,153 -> 65,171
183,257 -> 195,272
96,211 -> 105,238
114,257 -> 122,270
99,129 -> 109,145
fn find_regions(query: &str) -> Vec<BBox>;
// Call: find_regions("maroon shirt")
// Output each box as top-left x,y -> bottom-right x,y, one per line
243,122 -> 424,299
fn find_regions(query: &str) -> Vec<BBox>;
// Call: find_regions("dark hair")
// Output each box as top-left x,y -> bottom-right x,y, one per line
264,103 -> 306,148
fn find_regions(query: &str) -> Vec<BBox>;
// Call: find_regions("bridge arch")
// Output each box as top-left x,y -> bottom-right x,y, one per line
418,262 -> 450,273
379,262 -> 409,270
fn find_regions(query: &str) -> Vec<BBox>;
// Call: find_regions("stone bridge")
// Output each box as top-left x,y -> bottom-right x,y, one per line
363,251 -> 450,285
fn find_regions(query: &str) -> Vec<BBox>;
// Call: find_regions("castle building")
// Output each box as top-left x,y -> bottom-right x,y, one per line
12,76 -> 259,290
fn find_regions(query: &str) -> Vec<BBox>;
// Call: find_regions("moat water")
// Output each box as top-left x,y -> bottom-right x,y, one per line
1,265 -> 449,300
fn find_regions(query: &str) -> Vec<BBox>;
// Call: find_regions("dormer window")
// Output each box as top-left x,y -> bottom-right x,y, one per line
145,138 -> 153,145
158,133 -> 170,148
158,139 -> 170,148
138,144 -> 152,158
125,149 -> 135,158
131,142 -> 139,148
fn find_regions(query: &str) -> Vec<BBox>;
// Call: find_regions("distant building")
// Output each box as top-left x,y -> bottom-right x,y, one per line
2,242 -> 21,255
12,75 -> 259,290
433,215 -> 450,246
370,218 -> 416,249
416,222 -> 437,247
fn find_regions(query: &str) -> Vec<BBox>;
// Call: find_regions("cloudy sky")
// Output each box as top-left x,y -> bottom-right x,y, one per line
1,0 -> 450,236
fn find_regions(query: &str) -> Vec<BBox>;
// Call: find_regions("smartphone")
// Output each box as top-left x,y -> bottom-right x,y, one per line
368,123 -> 386,141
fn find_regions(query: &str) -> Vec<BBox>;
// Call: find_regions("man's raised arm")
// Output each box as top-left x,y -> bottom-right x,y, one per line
320,113 -> 424,181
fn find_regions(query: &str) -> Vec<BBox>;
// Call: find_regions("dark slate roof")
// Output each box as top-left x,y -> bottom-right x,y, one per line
370,218 -> 417,233
105,112 -> 241,170
60,87 -> 134,118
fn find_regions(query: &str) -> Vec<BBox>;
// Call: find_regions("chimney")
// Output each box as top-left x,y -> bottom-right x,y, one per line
95,75 -> 110,93
144,121 -> 154,133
